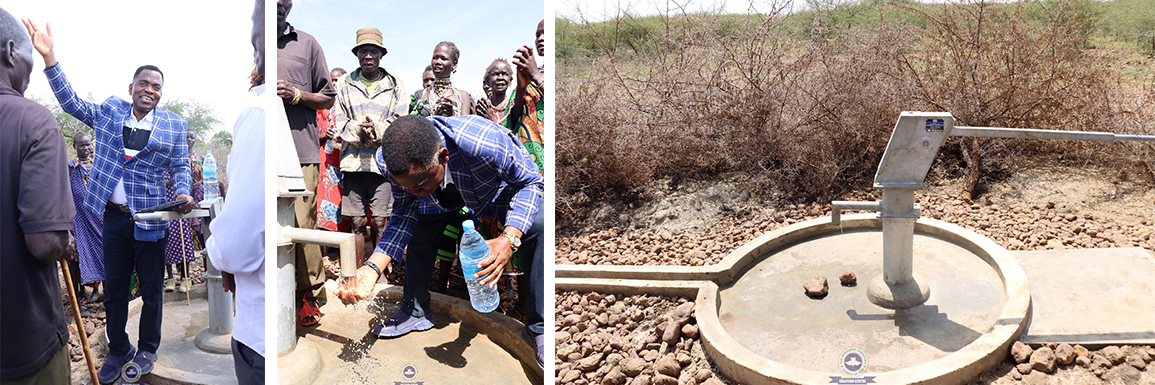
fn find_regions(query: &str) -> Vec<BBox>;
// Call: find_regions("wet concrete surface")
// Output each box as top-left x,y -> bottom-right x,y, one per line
297,284 -> 540,385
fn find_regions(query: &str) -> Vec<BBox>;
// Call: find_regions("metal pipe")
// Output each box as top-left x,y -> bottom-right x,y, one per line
193,199 -> 233,353
831,201 -> 881,225
880,189 -> 916,285
1117,134 -> 1155,142
275,197 -> 297,357
276,241 -> 296,356
134,199 -> 234,353
133,209 -> 210,221
280,226 -> 358,278
952,126 -> 1155,142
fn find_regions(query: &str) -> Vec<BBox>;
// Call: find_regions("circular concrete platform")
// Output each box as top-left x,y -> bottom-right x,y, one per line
286,283 -> 541,385
700,215 -> 1030,385
720,230 -> 1005,372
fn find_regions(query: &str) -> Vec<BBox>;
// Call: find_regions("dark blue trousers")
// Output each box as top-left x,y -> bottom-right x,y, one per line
402,198 -> 545,335
102,206 -> 166,357
231,339 -> 265,385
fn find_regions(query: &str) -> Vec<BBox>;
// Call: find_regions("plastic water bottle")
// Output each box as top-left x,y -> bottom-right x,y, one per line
459,220 -> 499,313
203,150 -> 219,201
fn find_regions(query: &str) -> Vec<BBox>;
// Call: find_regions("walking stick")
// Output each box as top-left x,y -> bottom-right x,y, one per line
185,259 -> 191,306
59,259 -> 99,385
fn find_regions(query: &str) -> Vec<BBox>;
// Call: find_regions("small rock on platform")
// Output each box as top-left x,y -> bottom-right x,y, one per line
804,276 -> 828,298
839,270 -> 857,286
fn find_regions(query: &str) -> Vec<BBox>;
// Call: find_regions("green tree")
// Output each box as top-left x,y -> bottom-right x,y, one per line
210,130 -> 232,146
161,99 -> 222,140
28,94 -> 93,158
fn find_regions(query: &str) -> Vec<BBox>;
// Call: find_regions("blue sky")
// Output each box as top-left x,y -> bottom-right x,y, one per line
289,0 -> 545,100
9,0 -> 256,135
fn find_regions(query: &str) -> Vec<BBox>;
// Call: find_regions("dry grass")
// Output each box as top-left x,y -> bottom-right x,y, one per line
556,0 -> 1155,231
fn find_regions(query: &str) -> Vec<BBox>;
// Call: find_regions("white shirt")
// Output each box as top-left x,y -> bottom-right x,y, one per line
109,109 -> 155,204
206,87 -> 266,356
441,161 -> 453,188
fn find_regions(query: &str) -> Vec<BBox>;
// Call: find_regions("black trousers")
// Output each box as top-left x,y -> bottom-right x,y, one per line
102,206 -> 166,357
400,199 -> 545,335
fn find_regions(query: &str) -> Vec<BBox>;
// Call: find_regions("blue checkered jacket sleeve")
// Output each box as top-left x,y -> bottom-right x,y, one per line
447,116 -> 543,234
167,118 -> 192,198
45,64 -> 100,128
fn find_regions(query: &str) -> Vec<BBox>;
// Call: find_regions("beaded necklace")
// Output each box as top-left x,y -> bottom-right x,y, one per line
430,77 -> 460,115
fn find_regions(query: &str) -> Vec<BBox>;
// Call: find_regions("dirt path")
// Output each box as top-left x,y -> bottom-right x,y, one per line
928,164 -> 1155,228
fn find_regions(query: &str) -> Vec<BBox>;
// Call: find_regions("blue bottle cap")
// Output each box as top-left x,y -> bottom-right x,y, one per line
462,220 -> 474,232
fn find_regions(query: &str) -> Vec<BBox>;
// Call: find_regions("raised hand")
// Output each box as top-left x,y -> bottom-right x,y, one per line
20,19 -> 56,67
512,45 -> 543,87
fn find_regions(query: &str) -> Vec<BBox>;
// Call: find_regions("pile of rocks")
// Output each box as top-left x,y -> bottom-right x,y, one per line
555,292 -> 729,385
62,300 -> 105,363
1008,341 -> 1154,381
556,191 -> 1155,266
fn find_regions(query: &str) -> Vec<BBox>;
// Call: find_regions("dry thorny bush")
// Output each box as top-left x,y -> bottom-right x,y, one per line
556,0 -> 1155,232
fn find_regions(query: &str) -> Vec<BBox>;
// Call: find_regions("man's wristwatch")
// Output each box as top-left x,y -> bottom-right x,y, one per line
502,231 -> 522,252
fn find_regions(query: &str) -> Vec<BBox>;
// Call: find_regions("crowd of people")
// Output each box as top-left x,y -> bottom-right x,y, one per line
275,0 -> 548,370
1,1 -> 266,384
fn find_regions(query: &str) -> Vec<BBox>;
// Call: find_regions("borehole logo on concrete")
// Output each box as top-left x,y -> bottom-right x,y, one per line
401,363 -> 419,381
121,362 -> 143,383
840,348 -> 866,376
829,348 -> 875,384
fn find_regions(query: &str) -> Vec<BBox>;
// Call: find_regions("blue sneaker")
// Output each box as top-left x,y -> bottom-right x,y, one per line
372,308 -> 434,338
98,345 -> 136,384
522,327 -> 544,370
126,350 -> 157,380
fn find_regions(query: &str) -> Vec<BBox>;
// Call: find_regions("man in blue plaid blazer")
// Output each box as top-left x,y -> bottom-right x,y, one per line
336,115 -> 546,368
26,19 -> 194,384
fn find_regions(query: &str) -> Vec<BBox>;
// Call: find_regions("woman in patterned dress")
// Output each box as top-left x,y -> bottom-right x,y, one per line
316,83 -> 343,232
68,132 -> 104,302
476,59 -> 515,125
163,134 -> 201,293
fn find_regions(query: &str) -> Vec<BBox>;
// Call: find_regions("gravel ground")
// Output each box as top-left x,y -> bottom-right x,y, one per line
970,343 -> 1155,385
557,190 -> 1155,266
554,292 -> 730,385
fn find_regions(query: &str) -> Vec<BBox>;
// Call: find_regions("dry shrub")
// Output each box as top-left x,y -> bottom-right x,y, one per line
557,0 -> 1155,231
887,0 -> 1134,197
